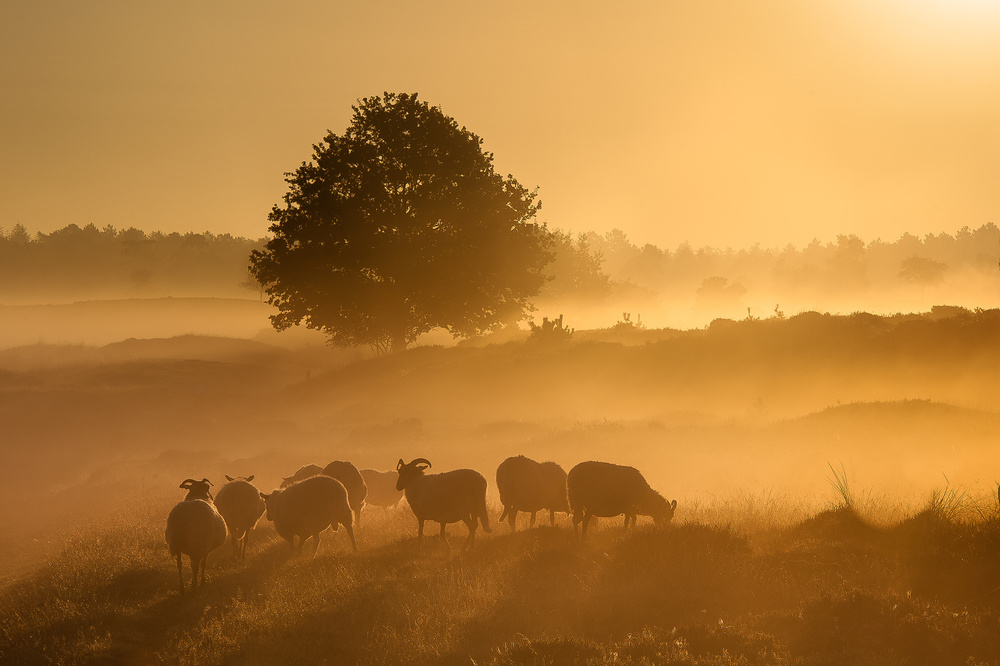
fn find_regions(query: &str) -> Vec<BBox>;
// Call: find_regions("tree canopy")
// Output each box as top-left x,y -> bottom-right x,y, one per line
249,92 -> 552,353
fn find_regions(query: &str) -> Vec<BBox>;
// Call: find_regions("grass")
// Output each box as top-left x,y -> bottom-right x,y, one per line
5,488 -> 1000,664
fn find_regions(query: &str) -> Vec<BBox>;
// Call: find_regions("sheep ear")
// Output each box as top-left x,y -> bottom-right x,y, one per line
180,479 -> 195,489
260,492 -> 269,500
246,475 -> 254,482
397,459 -> 405,471
670,499 -> 677,510
225,475 -> 235,482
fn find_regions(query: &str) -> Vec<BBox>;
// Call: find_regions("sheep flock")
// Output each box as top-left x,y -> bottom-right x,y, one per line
163,456 -> 677,594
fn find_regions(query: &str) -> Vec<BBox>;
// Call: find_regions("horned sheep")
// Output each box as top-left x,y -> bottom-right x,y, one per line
214,475 -> 266,562
164,478 -> 228,594
321,461 -> 368,526
567,461 -> 677,540
496,455 -> 569,531
260,475 -> 357,555
395,458 -> 491,552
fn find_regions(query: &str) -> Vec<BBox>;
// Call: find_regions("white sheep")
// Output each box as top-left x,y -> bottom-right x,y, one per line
360,468 -> 405,509
321,460 -> 368,526
215,474 -> 265,562
260,475 -> 357,555
496,455 -> 569,531
280,463 -> 324,488
567,461 -> 677,540
395,458 -> 492,552
164,478 -> 228,594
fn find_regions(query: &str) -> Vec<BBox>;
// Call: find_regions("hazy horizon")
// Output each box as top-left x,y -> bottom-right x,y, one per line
4,1 -> 1000,250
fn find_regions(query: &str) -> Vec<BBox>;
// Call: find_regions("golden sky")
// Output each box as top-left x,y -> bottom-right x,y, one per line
2,0 -> 999,249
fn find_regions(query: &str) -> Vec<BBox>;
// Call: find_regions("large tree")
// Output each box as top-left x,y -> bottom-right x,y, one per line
250,92 -> 552,353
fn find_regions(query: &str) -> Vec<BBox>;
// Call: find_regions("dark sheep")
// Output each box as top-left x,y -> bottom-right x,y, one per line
165,478 -> 228,594
321,461 -> 368,526
214,475 -> 265,562
567,461 -> 677,540
396,458 -> 491,552
260,475 -> 357,555
496,455 -> 569,531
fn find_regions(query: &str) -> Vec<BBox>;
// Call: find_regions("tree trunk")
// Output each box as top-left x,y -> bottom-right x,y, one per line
390,329 -> 408,354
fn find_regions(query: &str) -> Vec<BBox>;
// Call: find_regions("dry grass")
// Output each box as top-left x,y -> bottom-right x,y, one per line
4,487 -> 1000,665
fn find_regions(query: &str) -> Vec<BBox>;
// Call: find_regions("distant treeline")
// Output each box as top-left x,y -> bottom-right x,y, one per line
0,223 -> 265,303
2,222 -> 998,318
541,224 -> 1000,324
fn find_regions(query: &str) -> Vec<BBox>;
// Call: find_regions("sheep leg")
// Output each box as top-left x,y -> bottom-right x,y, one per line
344,522 -> 358,553
507,508 -> 517,532
176,554 -> 185,594
572,509 -> 582,535
417,518 -> 425,553
549,509 -> 556,527
463,516 -> 477,550
311,533 -> 321,557
197,555 -> 207,590
439,522 -> 449,549
581,511 -> 593,540
529,511 -> 537,528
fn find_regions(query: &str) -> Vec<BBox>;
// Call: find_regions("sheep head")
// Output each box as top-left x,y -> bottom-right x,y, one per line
259,490 -> 280,521
179,478 -> 214,501
645,493 -> 677,526
396,458 -> 431,491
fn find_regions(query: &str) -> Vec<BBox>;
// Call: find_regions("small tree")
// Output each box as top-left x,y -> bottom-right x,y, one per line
250,93 -> 553,353
899,256 -> 948,301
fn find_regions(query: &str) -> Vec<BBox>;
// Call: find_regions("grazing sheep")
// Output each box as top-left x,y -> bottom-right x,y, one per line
280,464 -> 324,488
567,461 -> 677,540
260,475 -> 357,555
165,478 -> 228,594
321,461 -> 368,526
215,475 -> 266,562
360,468 -> 405,509
395,458 -> 491,552
496,456 -> 570,531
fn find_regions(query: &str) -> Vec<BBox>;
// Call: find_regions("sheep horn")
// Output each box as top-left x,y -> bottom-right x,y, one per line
410,458 -> 432,469
201,478 -> 213,486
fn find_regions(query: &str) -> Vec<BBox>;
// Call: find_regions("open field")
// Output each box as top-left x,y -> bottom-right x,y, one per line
2,306 -> 1000,663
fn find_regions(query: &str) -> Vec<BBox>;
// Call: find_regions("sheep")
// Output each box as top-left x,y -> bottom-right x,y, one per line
165,478 -> 228,594
395,458 -> 491,552
280,463 -> 324,488
260,475 -> 357,555
496,455 -> 570,531
360,468 -> 405,509
567,461 -> 677,540
214,474 -> 266,562
321,461 -> 368,526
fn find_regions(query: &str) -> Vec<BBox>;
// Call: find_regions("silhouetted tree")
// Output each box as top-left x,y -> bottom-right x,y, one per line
540,230 -> 611,299
899,255 -> 948,300
249,92 -> 552,353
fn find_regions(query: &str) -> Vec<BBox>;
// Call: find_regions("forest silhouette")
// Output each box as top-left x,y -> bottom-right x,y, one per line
2,220 -> 996,329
